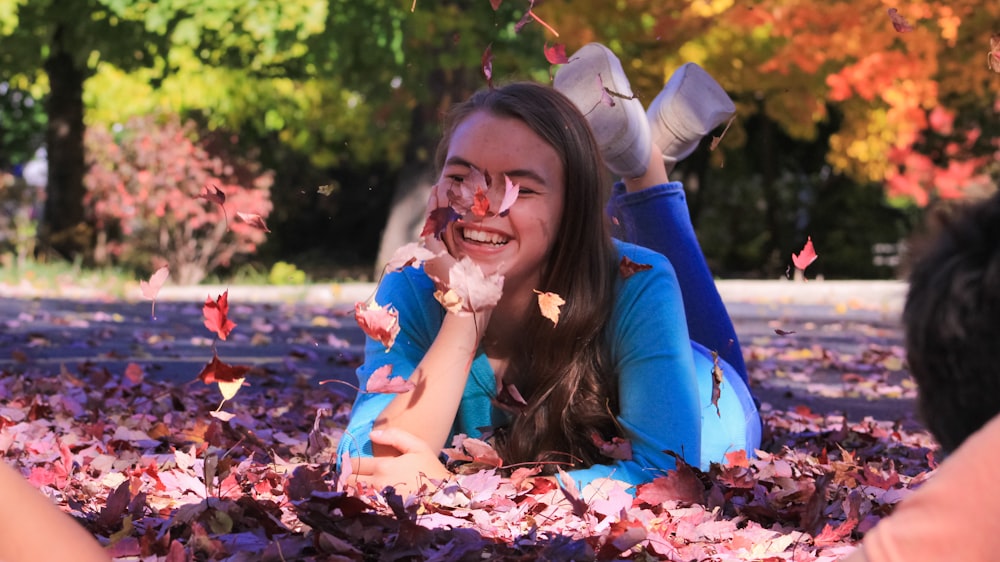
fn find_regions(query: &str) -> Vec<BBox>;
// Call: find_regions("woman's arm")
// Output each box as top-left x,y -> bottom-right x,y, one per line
0,462 -> 110,562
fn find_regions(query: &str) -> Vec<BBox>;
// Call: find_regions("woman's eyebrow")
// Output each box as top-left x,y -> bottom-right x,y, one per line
445,156 -> 548,186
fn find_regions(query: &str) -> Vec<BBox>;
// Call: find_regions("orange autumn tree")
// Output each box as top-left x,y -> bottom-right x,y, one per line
542,0 -> 999,207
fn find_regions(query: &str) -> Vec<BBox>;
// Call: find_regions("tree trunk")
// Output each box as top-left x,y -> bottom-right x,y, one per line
40,23 -> 88,261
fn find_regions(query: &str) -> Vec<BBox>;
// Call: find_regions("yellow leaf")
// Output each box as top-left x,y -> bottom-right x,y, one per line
218,377 -> 245,401
533,289 -> 566,327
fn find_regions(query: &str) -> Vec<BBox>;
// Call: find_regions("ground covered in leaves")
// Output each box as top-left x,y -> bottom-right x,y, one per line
0,296 -> 934,561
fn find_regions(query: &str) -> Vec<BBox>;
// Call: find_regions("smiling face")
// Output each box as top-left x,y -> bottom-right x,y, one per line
439,110 -> 565,296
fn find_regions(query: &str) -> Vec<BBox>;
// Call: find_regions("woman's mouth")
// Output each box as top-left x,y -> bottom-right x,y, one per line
460,226 -> 510,246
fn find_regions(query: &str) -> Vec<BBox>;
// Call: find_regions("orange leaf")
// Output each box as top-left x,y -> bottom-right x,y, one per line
619,256 -> 653,279
197,351 -> 251,384
364,364 -> 415,394
990,33 -> 1000,74
533,289 -> 565,326
354,301 -> 400,351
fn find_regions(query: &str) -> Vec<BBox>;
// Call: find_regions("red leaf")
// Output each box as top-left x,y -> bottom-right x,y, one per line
140,266 -> 169,317
197,351 -> 251,384
471,186 -> 491,218
364,364 -> 415,394
590,432 -> 633,460
482,43 -> 494,88
887,8 -> 914,33
489,0 -> 502,10
619,256 -> 653,279
236,212 -> 271,232
197,184 -> 226,206
203,291 -> 237,340
792,236 -> 819,271
420,206 -> 460,239
596,519 -> 647,560
635,457 -> 706,506
354,301 -> 400,351
544,42 -> 569,65
774,328 -> 797,336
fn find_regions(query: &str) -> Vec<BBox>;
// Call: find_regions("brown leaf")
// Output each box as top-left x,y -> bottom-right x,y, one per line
619,255 -> 653,279
534,289 -> 565,326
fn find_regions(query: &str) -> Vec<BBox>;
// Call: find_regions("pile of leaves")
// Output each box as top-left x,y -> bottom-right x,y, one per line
0,354 -> 936,561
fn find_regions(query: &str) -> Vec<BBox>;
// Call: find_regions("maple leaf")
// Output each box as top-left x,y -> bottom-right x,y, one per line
235,212 -> 271,232
354,301 -> 400,351
434,257 -> 504,315
596,519 -> 647,560
544,42 -> 569,65
534,290 -> 565,326
364,364 -> 415,394
489,0 -> 501,10
384,242 -> 441,272
886,8 -> 914,33
198,184 -> 226,206
635,457 -> 706,506
556,468 -> 589,517
792,236 -> 819,271
471,186 -> 491,218
421,205 -> 460,239
482,43 -> 494,89
203,291 -> 237,340
990,33 -> 1000,74
619,255 -> 653,279
197,351 -> 250,384
140,266 -> 169,318
446,166 -> 490,217
590,432 -> 633,460
710,351 -> 723,418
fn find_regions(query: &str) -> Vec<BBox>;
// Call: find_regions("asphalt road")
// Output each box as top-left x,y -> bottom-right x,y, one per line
0,280 -> 918,425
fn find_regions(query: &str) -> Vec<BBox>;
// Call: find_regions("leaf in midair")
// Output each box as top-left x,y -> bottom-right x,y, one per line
792,236 -> 819,272
140,266 -> 169,318
198,184 -> 226,206
434,257 -> 504,315
556,468 -> 589,517
197,351 -> 251,385
471,186 -> 491,218
990,33 -> 1000,74
709,116 -> 736,151
544,42 -> 569,65
317,183 -> 337,196
710,351 -> 723,418
236,212 -> 271,232
619,256 -> 653,279
385,242 -> 442,272
887,8 -> 914,33
482,43 -> 494,89
203,290 -> 237,340
497,174 -> 519,216
421,206 -> 460,239
365,364 -> 415,394
597,74 -> 616,107
489,0 -> 501,10
534,289 -> 565,326
774,328 -> 797,336
354,301 -> 400,351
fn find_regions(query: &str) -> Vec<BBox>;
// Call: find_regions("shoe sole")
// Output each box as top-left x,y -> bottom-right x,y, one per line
648,62 -> 735,163
554,43 -> 651,178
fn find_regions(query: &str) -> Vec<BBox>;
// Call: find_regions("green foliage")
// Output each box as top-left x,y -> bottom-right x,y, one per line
0,171 -> 41,267
0,85 -> 46,167
268,261 -> 307,285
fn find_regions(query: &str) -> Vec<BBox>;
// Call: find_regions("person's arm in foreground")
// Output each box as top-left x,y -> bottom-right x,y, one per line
841,413 -> 1000,562
0,462 -> 110,562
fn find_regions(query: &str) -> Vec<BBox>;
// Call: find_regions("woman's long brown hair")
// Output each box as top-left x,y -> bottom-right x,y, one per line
435,82 -> 621,471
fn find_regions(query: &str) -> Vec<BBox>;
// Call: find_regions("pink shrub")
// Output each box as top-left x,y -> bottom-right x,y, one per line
85,115 -> 273,284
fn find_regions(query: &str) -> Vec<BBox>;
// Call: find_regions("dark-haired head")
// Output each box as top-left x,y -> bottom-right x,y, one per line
903,189 -> 1000,452
435,82 -> 622,469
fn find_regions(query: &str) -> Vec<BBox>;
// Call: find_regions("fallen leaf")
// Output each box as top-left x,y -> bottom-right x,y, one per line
203,291 -> 237,341
435,257 -> 504,315
534,289 -> 565,326
990,33 -> 1000,73
792,236 -> 819,272
364,365 -> 414,394
197,351 -> 251,384
235,212 -> 271,232
354,301 -> 400,351
556,468 -> 589,517
544,42 -> 569,65
619,256 -> 653,279
710,351 -> 723,418
887,8 -> 914,33
591,432 -> 633,460
140,266 -> 169,317
385,242 -> 441,272
482,43 -> 494,89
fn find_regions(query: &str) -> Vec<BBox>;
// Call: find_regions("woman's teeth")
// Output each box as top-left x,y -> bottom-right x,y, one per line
463,228 -> 509,245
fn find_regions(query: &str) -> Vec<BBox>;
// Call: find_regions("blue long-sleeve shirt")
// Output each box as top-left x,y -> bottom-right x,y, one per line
338,239 -> 758,490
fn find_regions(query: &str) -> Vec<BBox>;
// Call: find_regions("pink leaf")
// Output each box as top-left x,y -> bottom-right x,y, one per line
385,242 -> 441,272
236,212 -> 271,232
497,174 -> 519,216
887,8 -> 914,33
482,43 -> 494,88
435,257 -> 504,315
544,42 -> 569,65
364,364 -> 414,394
489,0 -> 502,10
140,266 -> 169,317
591,432 -> 633,460
556,468 -> 589,517
354,301 -> 400,351
792,236 -> 819,271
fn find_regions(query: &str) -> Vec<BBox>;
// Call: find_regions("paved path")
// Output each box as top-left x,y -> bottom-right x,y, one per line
0,280 -> 917,425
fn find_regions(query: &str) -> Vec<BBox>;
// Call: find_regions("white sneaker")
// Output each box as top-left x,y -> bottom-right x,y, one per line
553,43 -> 651,179
647,63 -> 735,170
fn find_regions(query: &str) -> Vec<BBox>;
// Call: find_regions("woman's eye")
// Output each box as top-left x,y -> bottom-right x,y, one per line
446,175 -> 464,183
518,187 -> 537,195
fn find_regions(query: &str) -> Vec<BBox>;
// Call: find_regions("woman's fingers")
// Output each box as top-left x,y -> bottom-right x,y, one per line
368,428 -> 431,456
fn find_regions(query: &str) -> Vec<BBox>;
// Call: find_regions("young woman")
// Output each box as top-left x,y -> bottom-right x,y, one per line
339,49 -> 759,494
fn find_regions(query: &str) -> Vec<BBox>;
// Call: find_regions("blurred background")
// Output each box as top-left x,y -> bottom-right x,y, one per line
1,0 -> 997,286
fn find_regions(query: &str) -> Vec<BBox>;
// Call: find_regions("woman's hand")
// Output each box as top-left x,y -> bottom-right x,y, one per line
350,428 -> 452,496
